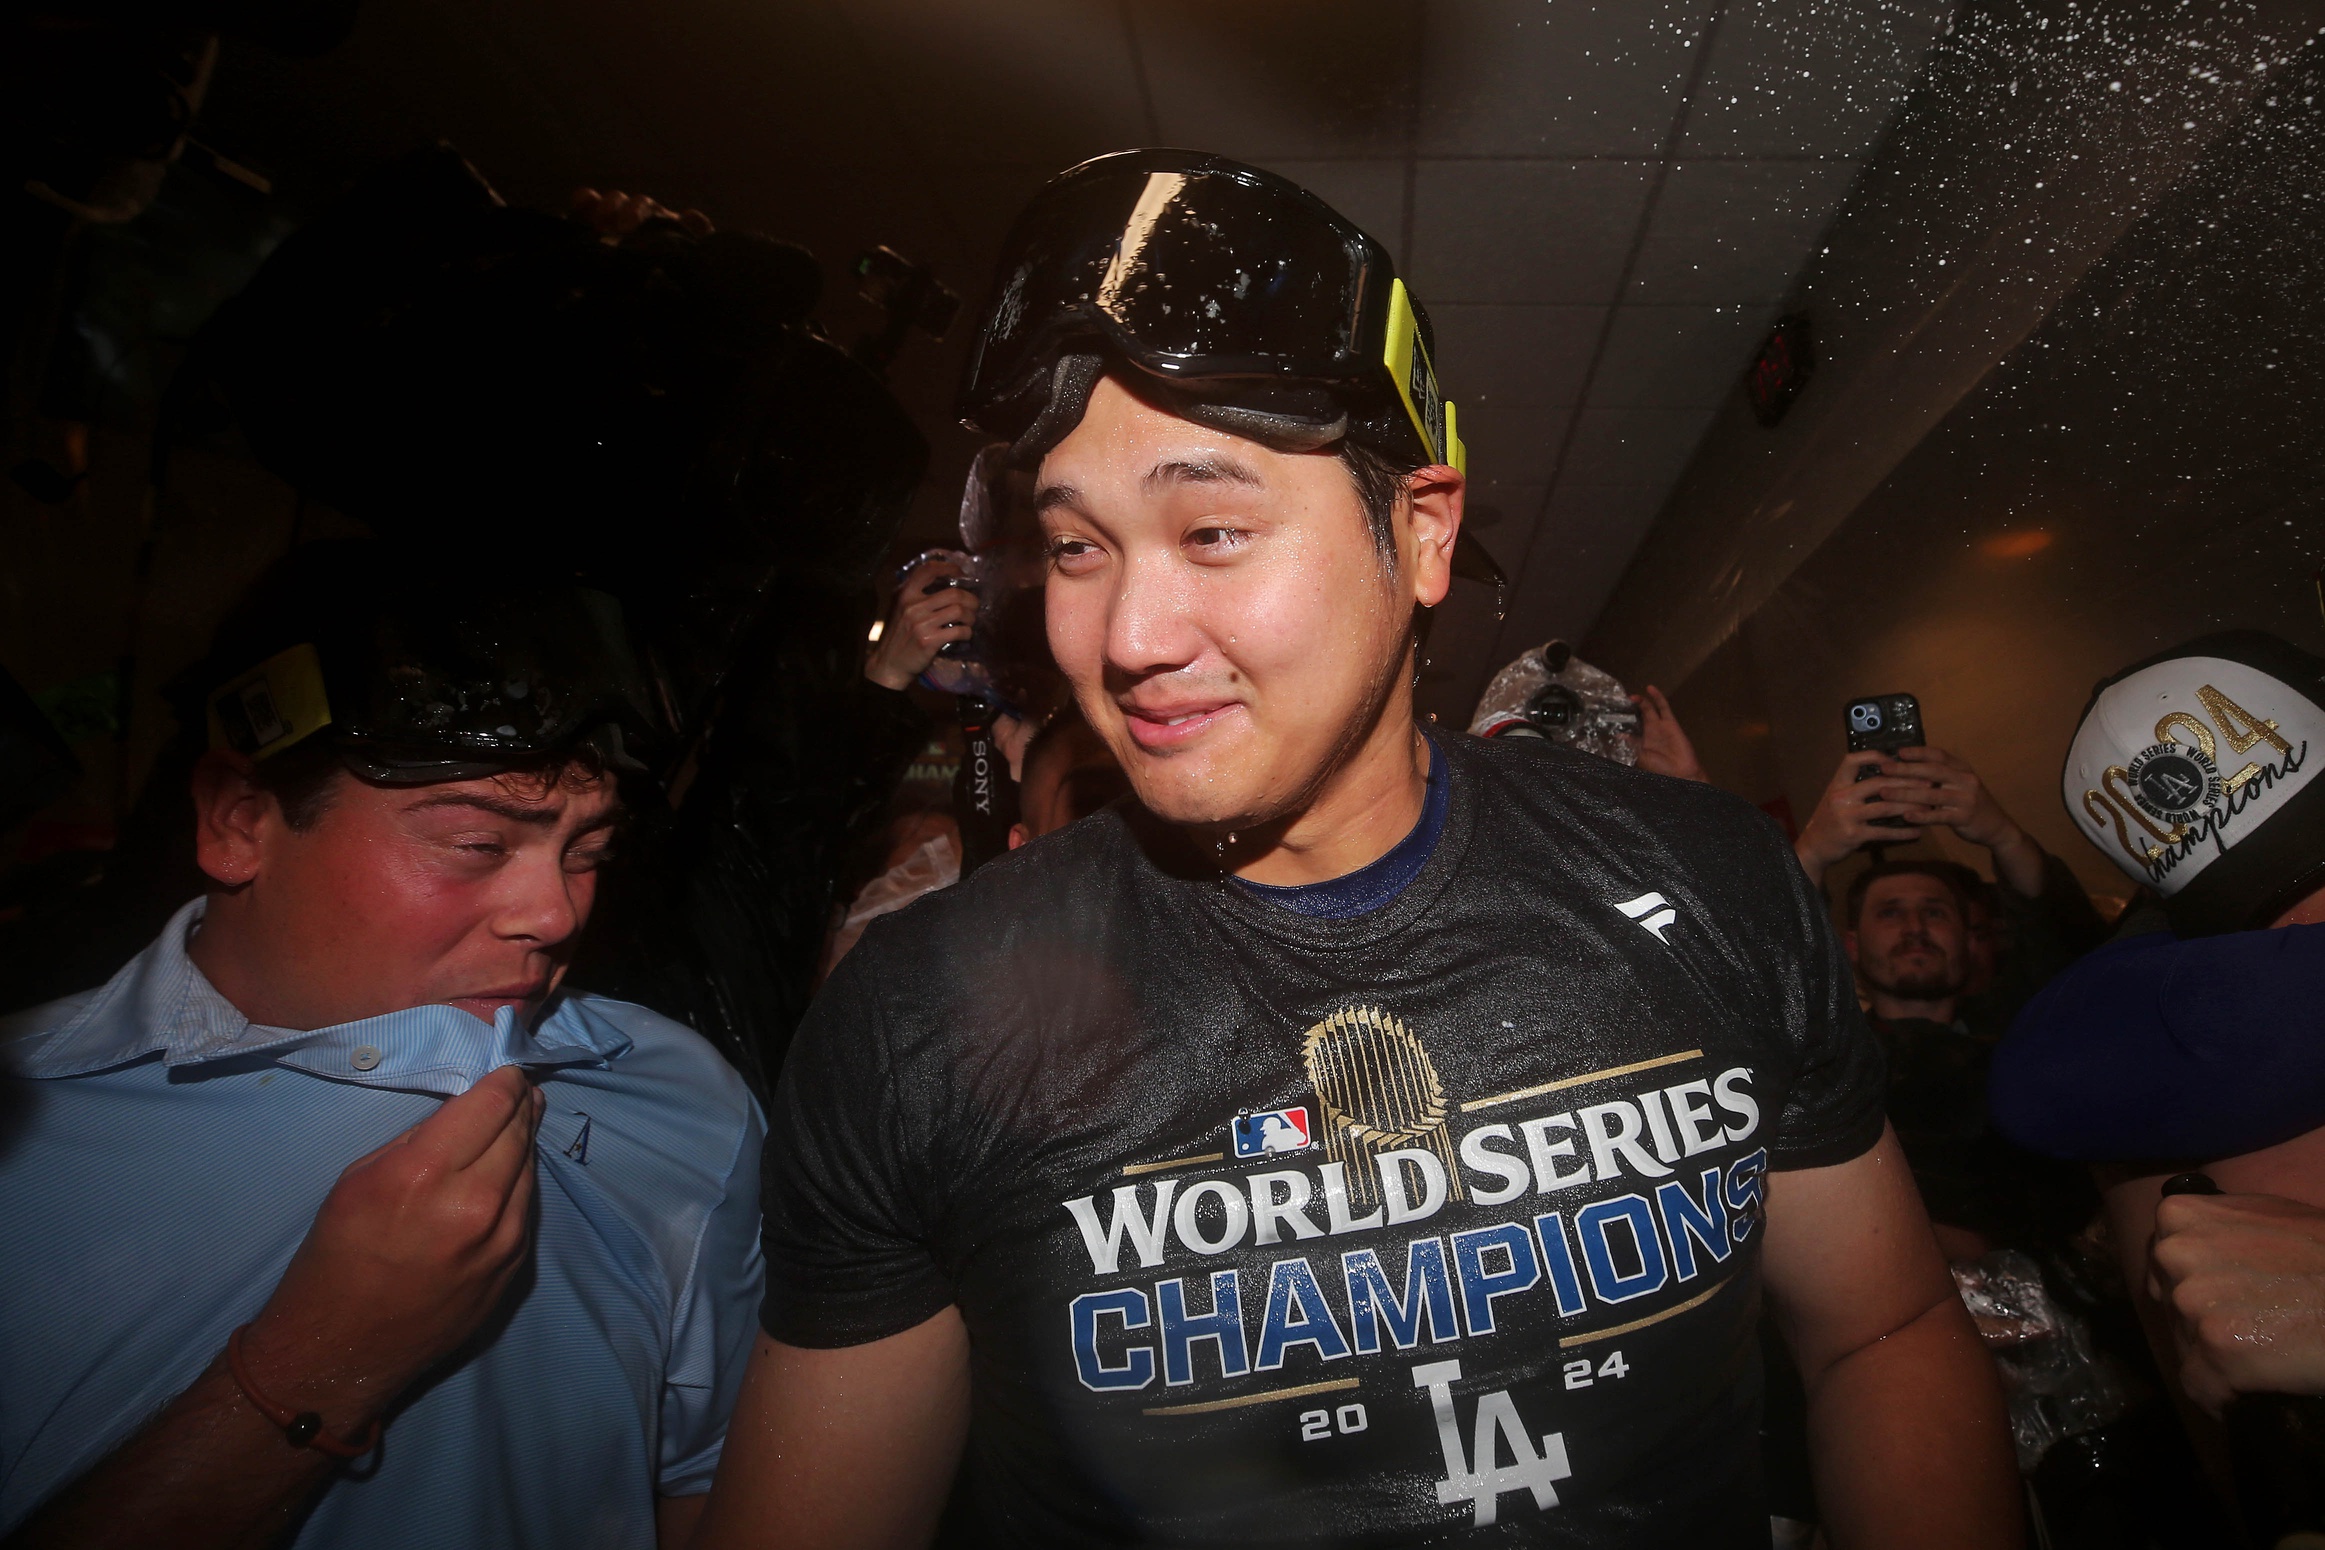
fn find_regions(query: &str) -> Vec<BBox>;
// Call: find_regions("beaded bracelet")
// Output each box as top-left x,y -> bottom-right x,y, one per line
225,1326 -> 381,1460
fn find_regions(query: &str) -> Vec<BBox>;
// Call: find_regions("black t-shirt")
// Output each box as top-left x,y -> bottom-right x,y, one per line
761,734 -> 1886,1547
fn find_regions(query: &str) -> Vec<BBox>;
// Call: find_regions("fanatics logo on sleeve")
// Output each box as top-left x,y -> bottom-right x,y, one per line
1232,1106 -> 1314,1158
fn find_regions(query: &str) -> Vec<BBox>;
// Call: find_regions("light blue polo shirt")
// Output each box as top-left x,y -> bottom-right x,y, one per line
0,898 -> 765,1548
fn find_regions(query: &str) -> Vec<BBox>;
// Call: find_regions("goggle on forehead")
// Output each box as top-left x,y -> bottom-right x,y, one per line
960,151 -> 1465,477
204,589 -> 660,784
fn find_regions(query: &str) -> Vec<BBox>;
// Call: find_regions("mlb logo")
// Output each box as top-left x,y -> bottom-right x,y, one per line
1232,1106 -> 1313,1158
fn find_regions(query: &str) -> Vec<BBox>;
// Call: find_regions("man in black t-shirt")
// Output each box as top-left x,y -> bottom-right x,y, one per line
695,152 -> 2019,1550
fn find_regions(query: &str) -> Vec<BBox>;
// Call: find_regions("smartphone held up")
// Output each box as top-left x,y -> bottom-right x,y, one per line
1845,693 -> 1925,829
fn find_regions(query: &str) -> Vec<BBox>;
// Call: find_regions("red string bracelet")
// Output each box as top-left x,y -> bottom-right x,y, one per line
225,1326 -> 381,1460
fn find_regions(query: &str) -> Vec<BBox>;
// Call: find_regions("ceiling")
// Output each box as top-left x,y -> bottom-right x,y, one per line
202,0 -> 1957,713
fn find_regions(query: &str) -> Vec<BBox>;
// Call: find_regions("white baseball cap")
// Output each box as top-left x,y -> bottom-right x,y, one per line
2062,631 -> 2325,934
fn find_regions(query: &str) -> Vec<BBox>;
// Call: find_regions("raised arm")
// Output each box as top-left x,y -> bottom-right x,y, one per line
1761,1126 -> 2023,1550
691,1310 -> 971,1550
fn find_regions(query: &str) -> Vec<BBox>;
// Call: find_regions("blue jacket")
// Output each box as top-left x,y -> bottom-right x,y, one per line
1989,921 -> 2325,1162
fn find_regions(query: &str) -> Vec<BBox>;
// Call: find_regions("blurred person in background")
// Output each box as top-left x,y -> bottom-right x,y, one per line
1994,633 -> 2325,1541
864,551 -> 982,696
0,546 -> 763,1550
1796,735 -> 2105,1031
1841,861 -> 2091,1261
1007,708 -> 1128,849
1470,641 -> 1709,783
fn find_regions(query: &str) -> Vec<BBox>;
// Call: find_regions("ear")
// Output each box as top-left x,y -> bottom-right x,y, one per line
190,750 -> 282,887
1402,464 -> 1465,610
1008,822 -> 1031,851
1841,927 -> 1861,966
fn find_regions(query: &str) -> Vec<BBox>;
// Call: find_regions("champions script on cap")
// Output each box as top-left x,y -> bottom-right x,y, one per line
2064,656 -> 2319,891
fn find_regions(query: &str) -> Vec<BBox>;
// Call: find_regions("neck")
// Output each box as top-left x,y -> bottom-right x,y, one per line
1869,990 -> 1958,1024
1223,675 -> 1429,888
186,889 -> 314,1030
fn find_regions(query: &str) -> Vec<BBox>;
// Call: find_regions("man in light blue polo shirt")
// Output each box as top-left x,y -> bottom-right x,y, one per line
0,548 -> 763,1550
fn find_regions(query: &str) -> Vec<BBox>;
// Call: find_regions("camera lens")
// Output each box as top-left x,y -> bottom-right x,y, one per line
1523,683 -> 1581,732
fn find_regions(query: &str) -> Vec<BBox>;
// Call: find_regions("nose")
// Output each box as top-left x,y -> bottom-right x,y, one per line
493,849 -> 588,949
1103,548 -> 1205,683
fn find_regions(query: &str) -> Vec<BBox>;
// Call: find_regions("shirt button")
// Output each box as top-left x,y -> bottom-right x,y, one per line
349,1045 -> 383,1072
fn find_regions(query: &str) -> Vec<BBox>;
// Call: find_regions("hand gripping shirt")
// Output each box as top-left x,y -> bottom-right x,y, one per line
0,899 -> 765,1549
759,735 -> 1887,1547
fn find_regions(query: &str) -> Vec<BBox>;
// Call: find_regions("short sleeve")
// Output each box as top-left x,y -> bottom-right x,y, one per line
758,942 -> 956,1347
1764,836 -> 1889,1171
657,1101 -> 766,1495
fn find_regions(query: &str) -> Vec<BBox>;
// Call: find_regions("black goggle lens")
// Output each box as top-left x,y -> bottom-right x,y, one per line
963,156 -> 1385,437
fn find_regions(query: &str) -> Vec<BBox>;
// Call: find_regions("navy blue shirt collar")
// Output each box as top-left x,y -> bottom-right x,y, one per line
1232,736 -> 1448,920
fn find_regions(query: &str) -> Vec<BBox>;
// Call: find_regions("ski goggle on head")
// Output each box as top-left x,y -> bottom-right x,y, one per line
203,583 -> 662,787
958,149 -> 1465,479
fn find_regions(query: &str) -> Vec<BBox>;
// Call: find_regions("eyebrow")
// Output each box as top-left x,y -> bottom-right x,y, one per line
1143,454 -> 1264,494
402,792 -> 624,832
1033,480 -> 1084,517
1033,454 -> 1269,519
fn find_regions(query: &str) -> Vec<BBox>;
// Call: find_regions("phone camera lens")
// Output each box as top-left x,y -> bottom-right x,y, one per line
1850,705 -> 1881,732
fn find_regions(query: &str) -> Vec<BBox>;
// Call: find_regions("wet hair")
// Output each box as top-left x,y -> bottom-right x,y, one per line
1337,438 -> 1416,565
248,739 -> 612,833
1845,861 -> 1971,930
247,737 -> 346,832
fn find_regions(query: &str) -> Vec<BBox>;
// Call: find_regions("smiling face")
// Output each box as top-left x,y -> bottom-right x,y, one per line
1037,374 -> 1458,834
188,753 -> 621,1031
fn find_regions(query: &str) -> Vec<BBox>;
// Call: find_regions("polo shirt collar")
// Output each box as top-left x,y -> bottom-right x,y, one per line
18,897 -> 630,1095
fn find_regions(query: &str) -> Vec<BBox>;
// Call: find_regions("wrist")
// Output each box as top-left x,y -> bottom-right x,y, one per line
863,657 -> 915,692
235,1313 -> 400,1435
1986,825 -> 2043,891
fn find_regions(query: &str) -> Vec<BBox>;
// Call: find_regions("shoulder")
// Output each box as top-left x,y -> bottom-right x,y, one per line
549,992 -> 761,1152
849,805 -> 1151,967
0,985 -> 103,1042
556,991 -> 757,1111
1452,734 -> 1795,884
0,987 -> 112,1076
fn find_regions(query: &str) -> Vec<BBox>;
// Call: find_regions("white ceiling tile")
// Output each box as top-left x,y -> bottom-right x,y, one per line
1625,158 -> 1859,305
1432,299 -> 1599,408
1559,405 -> 1717,486
1428,302 -> 1594,496
1418,0 -> 1718,157
1131,0 -> 1415,160
846,0 -> 1151,169
1461,403 -> 1570,495
1409,160 -> 1657,305
1681,0 -> 1954,159
1498,482 -> 1677,643
1590,303 -> 1774,407
1255,160 -> 1410,256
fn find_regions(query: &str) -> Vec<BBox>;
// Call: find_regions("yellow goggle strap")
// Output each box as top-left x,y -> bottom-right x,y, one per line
1380,277 -> 1466,476
206,642 -> 335,760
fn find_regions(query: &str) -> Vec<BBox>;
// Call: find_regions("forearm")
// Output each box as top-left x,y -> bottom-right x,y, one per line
5,1355 -> 336,1550
1803,1292 -> 2022,1550
1984,824 -> 2045,899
